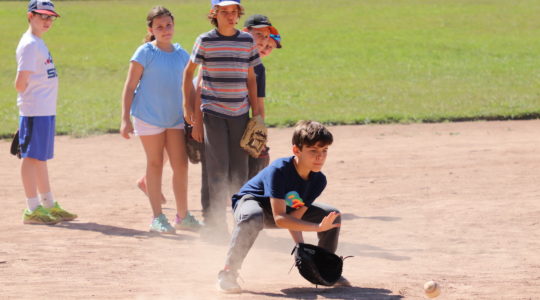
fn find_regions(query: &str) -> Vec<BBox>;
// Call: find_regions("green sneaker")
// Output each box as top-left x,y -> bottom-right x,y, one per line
23,205 -> 59,225
150,214 -> 176,234
48,202 -> 78,222
174,212 -> 203,231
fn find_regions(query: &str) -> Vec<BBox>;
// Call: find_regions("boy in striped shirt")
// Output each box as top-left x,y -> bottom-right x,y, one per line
183,0 -> 261,232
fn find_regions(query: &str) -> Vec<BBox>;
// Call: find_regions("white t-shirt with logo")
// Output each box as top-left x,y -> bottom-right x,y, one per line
16,31 -> 58,116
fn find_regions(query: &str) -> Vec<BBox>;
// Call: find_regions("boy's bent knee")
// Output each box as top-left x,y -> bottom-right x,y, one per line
331,209 -> 341,223
237,211 -> 264,231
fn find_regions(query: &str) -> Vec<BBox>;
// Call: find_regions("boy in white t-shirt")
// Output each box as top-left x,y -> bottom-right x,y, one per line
14,0 -> 77,225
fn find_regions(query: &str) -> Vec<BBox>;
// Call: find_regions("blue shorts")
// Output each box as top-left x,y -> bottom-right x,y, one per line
19,116 -> 56,161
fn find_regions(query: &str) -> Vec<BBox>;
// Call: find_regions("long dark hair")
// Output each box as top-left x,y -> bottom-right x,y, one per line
144,6 -> 174,42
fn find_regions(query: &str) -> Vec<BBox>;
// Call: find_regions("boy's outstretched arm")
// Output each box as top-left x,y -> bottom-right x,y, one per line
288,207 -> 308,244
270,198 -> 340,233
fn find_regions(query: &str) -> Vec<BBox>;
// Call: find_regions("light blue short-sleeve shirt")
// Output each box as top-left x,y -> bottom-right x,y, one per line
130,42 -> 189,128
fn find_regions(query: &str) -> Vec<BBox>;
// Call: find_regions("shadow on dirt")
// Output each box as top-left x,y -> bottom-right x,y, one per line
255,232 -> 410,261
342,213 -> 401,222
54,222 -> 196,241
245,286 -> 404,299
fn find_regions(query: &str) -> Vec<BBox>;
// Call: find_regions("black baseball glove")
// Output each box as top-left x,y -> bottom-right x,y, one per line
291,243 -> 343,286
184,120 -> 203,164
10,130 -> 21,158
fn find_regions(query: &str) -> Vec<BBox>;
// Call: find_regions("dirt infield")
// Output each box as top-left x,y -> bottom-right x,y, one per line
1,120 -> 539,299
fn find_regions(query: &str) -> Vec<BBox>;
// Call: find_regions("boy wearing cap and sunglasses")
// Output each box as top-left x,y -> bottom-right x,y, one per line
242,14 -> 283,179
14,0 -> 77,225
264,31 -> 282,57
183,0 -> 261,232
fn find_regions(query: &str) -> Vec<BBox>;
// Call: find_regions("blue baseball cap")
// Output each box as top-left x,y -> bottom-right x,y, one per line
211,0 -> 242,8
28,0 -> 59,17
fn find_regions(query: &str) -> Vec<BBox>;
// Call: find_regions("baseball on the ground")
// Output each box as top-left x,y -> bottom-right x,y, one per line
424,280 -> 441,298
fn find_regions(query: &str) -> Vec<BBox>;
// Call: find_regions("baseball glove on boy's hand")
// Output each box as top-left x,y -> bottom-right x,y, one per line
240,115 -> 267,158
291,243 -> 343,286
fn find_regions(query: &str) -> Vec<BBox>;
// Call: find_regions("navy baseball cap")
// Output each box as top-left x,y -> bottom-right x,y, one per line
211,0 -> 242,8
244,14 -> 273,29
28,0 -> 59,17
243,14 -> 282,48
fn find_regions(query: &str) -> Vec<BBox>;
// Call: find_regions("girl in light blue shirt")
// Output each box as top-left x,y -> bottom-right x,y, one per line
120,6 -> 202,234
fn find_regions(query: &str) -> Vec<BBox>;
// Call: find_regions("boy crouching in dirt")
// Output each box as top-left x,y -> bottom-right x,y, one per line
217,120 -> 351,293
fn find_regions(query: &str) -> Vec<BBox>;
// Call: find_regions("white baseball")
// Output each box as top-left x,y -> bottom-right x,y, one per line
424,280 -> 441,298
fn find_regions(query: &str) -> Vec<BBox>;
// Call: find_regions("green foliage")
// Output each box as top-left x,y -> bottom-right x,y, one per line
1,0 -> 539,137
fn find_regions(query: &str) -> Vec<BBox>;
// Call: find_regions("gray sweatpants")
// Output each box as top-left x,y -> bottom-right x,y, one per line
203,113 -> 249,227
225,194 -> 341,271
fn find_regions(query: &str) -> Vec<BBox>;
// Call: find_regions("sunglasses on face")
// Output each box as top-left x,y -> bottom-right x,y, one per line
34,13 -> 57,21
270,34 -> 281,42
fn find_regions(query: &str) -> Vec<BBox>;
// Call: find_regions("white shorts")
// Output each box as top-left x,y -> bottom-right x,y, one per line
133,117 -> 184,136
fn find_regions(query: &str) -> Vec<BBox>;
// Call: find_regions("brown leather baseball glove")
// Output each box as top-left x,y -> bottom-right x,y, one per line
240,115 -> 267,158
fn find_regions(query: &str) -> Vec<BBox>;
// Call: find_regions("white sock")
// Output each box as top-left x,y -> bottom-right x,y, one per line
39,192 -> 55,208
27,197 -> 41,211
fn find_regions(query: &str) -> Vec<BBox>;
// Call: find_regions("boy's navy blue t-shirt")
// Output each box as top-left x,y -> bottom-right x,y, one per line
232,156 -> 327,212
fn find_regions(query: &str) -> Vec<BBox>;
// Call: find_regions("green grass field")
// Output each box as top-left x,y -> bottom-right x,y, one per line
1,0 -> 539,137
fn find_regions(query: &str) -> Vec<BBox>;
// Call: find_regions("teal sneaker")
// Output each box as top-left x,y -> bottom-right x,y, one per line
174,212 -> 203,231
23,205 -> 59,225
47,202 -> 78,222
150,214 -> 176,234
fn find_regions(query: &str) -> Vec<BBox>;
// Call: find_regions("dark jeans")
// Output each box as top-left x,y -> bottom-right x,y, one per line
203,113 -> 249,227
200,123 -> 267,220
225,195 -> 341,271
200,146 -> 210,220
247,147 -> 270,179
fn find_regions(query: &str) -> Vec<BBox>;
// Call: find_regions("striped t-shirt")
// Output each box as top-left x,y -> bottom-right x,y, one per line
190,29 -> 261,118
